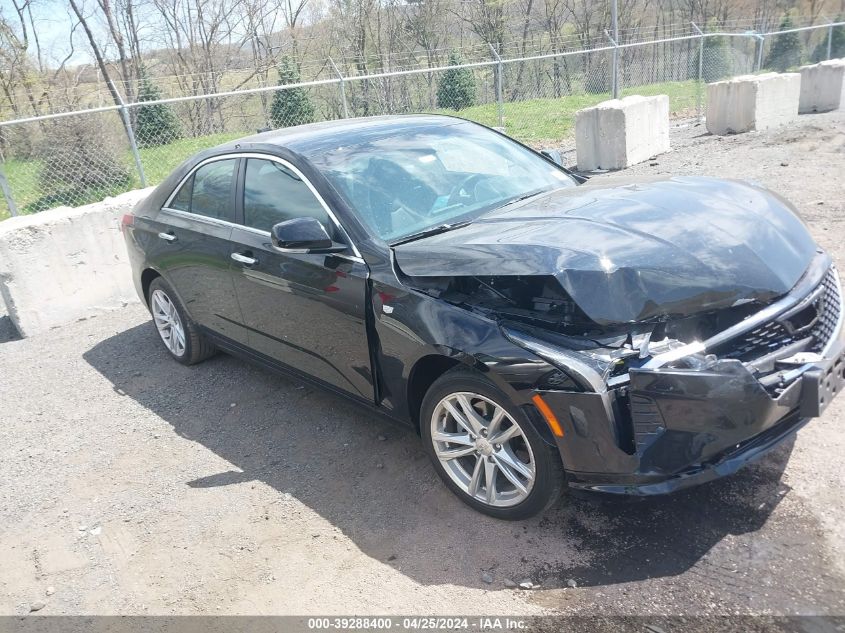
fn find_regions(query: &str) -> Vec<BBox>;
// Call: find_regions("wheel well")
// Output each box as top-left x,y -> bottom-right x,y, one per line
140,269 -> 161,306
407,355 -> 463,432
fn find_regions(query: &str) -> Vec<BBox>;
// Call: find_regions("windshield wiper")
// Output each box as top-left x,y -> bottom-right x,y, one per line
498,189 -> 549,210
391,220 -> 472,246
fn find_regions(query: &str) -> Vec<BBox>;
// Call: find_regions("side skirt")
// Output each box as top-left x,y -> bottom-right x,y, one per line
200,327 -> 414,430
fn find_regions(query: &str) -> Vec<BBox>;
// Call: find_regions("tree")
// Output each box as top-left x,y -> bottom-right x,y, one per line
811,18 -> 845,62
135,67 -> 181,147
437,52 -> 476,110
696,32 -> 733,82
68,0 -> 140,148
765,13 -> 805,71
269,56 -> 315,128
30,115 -> 132,212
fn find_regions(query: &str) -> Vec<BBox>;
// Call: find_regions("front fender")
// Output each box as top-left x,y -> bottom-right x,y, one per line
370,275 -> 555,421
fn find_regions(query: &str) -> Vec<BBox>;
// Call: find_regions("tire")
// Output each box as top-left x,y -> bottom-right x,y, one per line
147,277 -> 216,365
420,367 -> 565,520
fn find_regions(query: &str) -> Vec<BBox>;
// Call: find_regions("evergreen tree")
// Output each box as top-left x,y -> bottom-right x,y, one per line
811,18 -> 845,62
269,57 -> 315,128
437,52 -> 477,110
696,32 -> 733,82
135,67 -> 181,147
765,13 -> 805,71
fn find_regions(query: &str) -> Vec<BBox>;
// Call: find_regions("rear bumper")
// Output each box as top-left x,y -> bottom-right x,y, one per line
540,339 -> 845,496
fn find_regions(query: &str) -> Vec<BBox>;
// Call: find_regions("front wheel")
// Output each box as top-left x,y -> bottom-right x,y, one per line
421,368 -> 565,520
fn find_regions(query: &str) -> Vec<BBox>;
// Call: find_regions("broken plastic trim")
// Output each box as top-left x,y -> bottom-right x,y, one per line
643,341 -> 706,368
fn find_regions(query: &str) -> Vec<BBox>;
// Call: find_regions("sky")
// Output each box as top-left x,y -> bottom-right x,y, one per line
14,0 -> 104,67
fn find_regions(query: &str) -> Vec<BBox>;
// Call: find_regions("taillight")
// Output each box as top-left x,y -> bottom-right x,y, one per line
120,214 -> 134,233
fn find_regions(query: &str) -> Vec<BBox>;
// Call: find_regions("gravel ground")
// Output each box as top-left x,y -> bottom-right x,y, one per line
1,111 -> 844,619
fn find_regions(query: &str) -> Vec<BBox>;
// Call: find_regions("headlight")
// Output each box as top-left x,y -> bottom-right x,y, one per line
502,328 -> 614,392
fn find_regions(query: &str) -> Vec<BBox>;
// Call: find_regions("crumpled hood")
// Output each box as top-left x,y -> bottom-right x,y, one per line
393,176 -> 819,325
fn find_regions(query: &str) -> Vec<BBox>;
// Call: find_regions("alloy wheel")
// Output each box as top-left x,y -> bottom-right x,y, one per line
151,288 -> 186,357
430,392 -> 535,507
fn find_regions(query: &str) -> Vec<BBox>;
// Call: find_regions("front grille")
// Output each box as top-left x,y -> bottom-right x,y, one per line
719,320 -> 794,362
809,267 -> 842,353
716,266 -> 842,362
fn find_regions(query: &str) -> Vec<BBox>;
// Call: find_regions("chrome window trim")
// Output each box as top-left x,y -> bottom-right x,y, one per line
161,206 -> 365,264
161,206 -> 238,230
161,152 -> 362,258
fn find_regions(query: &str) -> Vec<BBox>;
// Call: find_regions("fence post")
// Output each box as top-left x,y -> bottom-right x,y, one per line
691,22 -> 705,120
755,34 -> 765,71
489,44 -> 504,128
0,159 -> 18,217
611,0 -> 620,98
604,30 -> 620,98
328,58 -> 349,119
828,22 -> 834,60
118,103 -> 147,188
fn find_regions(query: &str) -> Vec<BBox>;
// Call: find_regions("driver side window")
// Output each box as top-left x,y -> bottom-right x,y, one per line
243,158 -> 330,233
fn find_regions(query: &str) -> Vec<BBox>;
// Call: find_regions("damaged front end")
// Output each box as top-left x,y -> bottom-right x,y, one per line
403,253 -> 845,494
390,177 -> 845,493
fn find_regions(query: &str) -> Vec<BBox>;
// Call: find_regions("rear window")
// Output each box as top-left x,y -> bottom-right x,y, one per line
168,159 -> 238,223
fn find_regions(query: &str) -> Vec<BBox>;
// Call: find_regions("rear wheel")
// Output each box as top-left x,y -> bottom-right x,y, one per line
421,368 -> 564,520
147,277 -> 216,365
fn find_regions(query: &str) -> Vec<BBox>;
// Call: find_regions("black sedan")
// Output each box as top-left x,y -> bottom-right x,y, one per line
122,115 -> 845,519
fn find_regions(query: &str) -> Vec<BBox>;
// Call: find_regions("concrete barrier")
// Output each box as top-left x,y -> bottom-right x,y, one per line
575,94 -> 670,171
799,59 -> 845,113
0,187 -> 153,338
706,72 -> 801,135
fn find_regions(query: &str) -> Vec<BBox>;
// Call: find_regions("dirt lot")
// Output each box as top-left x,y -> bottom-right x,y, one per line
1,111 -> 844,619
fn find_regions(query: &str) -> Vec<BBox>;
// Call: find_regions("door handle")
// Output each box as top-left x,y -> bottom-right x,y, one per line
231,252 -> 258,266
158,232 -> 177,242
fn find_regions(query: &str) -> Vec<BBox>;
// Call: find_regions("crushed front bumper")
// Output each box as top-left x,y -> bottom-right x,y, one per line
540,338 -> 845,495
567,411 -> 810,495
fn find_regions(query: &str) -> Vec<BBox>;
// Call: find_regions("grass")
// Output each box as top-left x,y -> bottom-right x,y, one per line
136,131 -> 243,184
0,131 -> 242,219
452,79 -> 699,144
0,80 -> 699,220
1,158 -> 40,218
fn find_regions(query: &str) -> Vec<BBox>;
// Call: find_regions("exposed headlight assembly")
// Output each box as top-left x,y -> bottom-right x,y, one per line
502,328 -> 618,392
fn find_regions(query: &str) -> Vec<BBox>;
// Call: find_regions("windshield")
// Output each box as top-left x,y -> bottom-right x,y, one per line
304,121 -> 577,243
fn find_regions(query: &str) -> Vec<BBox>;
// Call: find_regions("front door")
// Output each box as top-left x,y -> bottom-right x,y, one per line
229,156 -> 373,400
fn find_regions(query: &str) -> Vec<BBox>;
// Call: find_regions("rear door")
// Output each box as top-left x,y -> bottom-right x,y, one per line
152,157 -> 248,343
228,155 -> 373,400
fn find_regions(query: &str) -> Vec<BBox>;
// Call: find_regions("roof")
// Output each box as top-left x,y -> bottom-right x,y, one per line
215,114 -> 467,156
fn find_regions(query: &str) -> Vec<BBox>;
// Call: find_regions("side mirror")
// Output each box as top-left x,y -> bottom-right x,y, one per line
271,217 -> 346,253
541,149 -> 589,184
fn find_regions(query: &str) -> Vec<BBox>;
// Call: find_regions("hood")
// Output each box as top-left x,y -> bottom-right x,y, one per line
393,176 -> 819,325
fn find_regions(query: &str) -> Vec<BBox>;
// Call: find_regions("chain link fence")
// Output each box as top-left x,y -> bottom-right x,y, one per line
0,20 -> 842,219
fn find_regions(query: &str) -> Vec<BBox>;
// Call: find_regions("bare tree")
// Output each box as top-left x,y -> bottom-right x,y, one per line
152,0 -> 248,134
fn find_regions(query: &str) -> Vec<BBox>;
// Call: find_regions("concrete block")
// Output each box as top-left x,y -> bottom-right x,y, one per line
575,94 -> 670,171
706,72 -> 801,135
0,187 -> 153,337
799,59 -> 845,113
